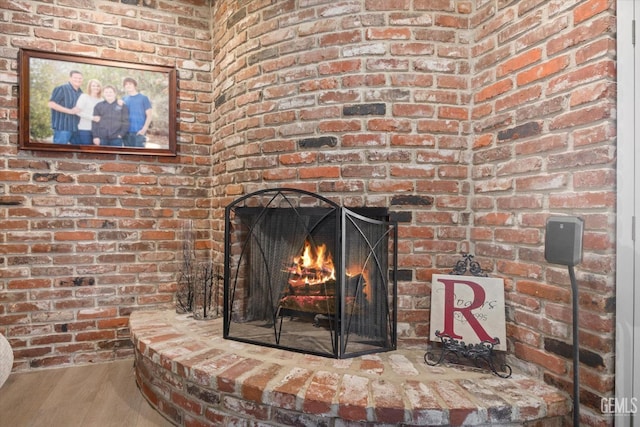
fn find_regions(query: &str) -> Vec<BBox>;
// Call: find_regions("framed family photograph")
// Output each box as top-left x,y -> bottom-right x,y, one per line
19,49 -> 177,156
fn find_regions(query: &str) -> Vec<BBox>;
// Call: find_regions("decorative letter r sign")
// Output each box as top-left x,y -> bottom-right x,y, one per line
430,274 -> 507,351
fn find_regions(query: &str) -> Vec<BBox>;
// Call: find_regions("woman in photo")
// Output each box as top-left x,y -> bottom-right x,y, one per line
74,79 -> 102,145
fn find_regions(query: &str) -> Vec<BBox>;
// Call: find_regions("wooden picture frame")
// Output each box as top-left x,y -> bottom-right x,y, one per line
19,49 -> 177,156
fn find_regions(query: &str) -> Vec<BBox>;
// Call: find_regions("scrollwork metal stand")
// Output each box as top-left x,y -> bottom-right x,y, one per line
424,253 -> 512,378
425,331 -> 512,378
450,253 -> 487,277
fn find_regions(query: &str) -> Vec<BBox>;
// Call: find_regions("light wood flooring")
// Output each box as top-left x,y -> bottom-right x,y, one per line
0,358 -> 174,427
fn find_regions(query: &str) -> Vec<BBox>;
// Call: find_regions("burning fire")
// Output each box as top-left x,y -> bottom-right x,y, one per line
289,240 -> 335,286
285,240 -> 370,301
283,239 -> 371,309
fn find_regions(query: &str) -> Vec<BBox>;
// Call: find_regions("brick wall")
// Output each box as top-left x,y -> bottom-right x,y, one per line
469,1 -> 616,424
0,0 -> 616,425
211,1 -> 616,425
0,0 -> 214,369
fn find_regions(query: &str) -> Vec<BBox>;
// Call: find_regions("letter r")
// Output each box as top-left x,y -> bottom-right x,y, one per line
438,277 -> 493,342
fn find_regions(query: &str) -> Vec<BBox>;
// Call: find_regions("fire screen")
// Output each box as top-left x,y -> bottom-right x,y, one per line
224,188 -> 397,358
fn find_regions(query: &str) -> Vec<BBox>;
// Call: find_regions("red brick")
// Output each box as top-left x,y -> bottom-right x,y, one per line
517,134 -> 567,156
509,310 -> 571,340
138,294 -> 173,305
30,355 -> 72,369
438,106 -> 468,120
367,118 -> 412,132
391,73 -> 433,87
416,180 -> 460,194
474,212 -> 513,226
516,173 -> 568,191
475,79 -> 513,102
436,77 -> 464,92
496,85 -> 542,112
269,367 -> 314,409
366,28 -> 411,40
497,260 -> 543,278
318,120 -> 361,132
241,362 -> 283,402
547,61 -> 615,96
546,16 -> 613,56
303,371 -> 340,414
574,0 -> 610,25
366,0 -> 410,11
299,166 -> 340,179
517,56 -> 570,86
78,307 -> 118,319
576,38 -> 614,65
0,171 -> 29,181
76,330 -> 116,342
338,374 -> 369,421
279,153 -> 317,165
341,165 -> 386,178
184,416 -> 210,427
391,42 -> 435,56
390,166 -> 435,180
434,14 -> 468,29
496,195 -> 543,210
498,48 -> 542,77
570,81 -> 615,107
7,279 -> 51,290
368,180 -> 413,192
516,280 -> 570,303
473,133 -> 493,149
53,299 -> 93,310
393,103 -> 435,117
515,342 -> 567,375
172,390 -> 203,415
54,231 -> 95,241
390,134 -> 436,147
549,191 -> 615,209
372,379 -> 405,423
217,358 -> 263,393
97,317 -> 130,329
343,133 -> 386,147
573,122 -> 613,147
576,169 -> 614,189
432,380 -> 485,425
397,309 -> 430,323
507,323 -> 541,347
418,119 -> 460,134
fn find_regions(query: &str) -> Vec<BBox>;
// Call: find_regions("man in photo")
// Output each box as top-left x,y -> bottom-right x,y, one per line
48,70 -> 83,144
91,85 -> 129,147
122,77 -> 152,148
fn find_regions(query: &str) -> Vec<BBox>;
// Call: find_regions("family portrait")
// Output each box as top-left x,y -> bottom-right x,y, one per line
19,49 -> 177,156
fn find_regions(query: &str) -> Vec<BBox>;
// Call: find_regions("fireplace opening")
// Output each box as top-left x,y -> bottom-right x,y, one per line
224,188 -> 398,358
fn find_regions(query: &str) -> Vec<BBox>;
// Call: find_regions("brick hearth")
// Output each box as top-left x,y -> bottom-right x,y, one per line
130,310 -> 571,426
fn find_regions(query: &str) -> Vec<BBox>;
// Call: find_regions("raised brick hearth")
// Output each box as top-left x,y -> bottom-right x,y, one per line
130,310 -> 571,426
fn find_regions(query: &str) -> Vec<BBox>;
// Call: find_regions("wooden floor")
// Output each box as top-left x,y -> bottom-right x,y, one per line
0,358 -> 174,427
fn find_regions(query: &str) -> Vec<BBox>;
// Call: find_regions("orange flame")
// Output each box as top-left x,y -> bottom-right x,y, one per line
291,240 -> 335,285
286,240 -> 371,302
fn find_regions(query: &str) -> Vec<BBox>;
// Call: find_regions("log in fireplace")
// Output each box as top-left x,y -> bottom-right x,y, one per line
224,188 -> 397,358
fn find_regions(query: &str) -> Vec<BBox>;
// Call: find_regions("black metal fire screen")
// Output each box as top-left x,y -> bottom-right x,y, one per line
224,188 -> 397,358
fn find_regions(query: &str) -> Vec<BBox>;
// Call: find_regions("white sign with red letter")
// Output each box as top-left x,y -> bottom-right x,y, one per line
430,274 -> 506,351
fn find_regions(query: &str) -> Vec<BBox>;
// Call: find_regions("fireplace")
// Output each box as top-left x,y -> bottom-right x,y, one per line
223,188 -> 397,358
